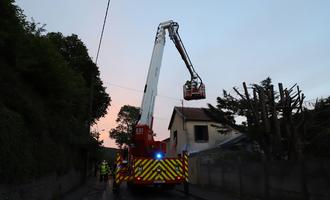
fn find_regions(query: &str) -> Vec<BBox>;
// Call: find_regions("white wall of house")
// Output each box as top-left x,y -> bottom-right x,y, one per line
168,114 -> 237,156
168,113 -> 186,157
185,121 -> 236,153
163,139 -> 171,157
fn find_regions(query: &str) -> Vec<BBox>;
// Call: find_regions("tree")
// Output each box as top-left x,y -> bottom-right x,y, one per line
205,77 -> 306,160
0,1 -> 111,183
109,105 -> 140,148
46,32 -> 111,124
303,97 -> 330,157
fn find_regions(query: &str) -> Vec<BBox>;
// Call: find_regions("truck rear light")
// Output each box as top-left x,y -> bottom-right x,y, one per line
137,177 -> 141,181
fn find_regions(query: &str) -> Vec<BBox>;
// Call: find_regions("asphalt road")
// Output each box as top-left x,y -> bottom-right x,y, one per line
73,179 -> 204,200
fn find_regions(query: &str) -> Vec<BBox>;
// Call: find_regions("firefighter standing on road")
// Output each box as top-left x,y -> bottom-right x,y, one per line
99,160 -> 110,182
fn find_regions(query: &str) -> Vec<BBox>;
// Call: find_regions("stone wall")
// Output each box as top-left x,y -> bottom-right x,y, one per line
189,154 -> 330,200
0,170 -> 82,200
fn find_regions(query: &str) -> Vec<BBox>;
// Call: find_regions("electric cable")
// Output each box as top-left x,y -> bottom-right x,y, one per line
95,0 -> 111,64
105,82 -> 182,102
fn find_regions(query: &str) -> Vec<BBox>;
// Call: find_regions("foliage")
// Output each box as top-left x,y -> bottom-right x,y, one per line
205,78 -> 306,160
207,78 -> 330,159
303,97 -> 330,158
109,105 -> 140,148
0,0 -> 110,183
46,32 -> 111,124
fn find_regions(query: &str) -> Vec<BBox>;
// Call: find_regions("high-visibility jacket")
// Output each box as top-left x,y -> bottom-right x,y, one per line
100,163 -> 108,175
106,164 -> 111,174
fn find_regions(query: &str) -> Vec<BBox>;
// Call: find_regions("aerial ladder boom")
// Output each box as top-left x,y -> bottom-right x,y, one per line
168,22 -> 202,82
132,20 -> 205,157
139,20 -> 205,130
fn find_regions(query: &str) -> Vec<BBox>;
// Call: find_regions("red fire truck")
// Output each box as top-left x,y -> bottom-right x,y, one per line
113,20 -> 205,194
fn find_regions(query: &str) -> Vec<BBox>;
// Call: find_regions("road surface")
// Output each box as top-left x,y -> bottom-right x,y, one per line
65,178 -> 205,200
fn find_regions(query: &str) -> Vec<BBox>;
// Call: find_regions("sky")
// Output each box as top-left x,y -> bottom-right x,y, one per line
16,0 -> 330,148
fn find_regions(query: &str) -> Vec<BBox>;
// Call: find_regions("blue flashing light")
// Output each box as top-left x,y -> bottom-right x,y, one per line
155,152 -> 163,160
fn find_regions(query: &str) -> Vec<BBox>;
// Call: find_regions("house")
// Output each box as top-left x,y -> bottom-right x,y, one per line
167,106 -> 238,156
162,137 -> 171,156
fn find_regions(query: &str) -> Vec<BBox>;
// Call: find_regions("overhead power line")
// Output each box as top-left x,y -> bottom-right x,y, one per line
107,82 -> 143,93
90,0 -> 111,135
95,0 -> 111,64
105,82 -> 181,102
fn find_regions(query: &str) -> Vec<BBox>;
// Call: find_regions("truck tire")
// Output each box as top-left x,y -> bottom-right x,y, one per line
112,182 -> 119,194
127,182 -> 136,191
184,182 -> 189,195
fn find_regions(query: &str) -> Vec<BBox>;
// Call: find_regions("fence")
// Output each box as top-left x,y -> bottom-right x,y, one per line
189,152 -> 330,200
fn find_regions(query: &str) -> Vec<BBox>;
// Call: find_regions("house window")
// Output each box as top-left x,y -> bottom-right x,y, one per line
194,125 -> 208,142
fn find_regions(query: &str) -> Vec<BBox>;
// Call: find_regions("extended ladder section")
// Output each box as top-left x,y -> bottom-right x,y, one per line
132,20 -> 205,158
139,20 -> 205,129
167,22 -> 206,101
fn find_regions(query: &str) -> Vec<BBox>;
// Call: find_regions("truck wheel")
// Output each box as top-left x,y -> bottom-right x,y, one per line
184,182 -> 189,195
127,182 -> 136,191
112,182 -> 119,194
